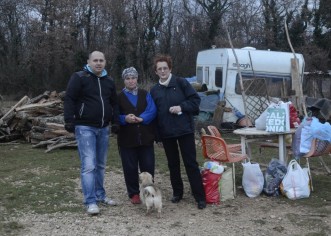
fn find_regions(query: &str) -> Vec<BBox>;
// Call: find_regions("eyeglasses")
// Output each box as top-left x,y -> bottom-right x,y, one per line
156,67 -> 169,72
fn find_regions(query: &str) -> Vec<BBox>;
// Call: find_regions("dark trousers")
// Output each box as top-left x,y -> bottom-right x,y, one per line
119,145 -> 155,198
162,133 -> 206,202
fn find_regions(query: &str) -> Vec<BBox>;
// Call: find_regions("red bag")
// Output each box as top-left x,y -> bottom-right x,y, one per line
202,169 -> 222,204
289,104 -> 300,128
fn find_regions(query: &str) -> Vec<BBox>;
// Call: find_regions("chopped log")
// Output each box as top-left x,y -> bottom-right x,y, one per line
29,132 -> 45,141
31,126 -> 48,134
43,129 -> 73,139
8,117 -> 21,132
27,91 -> 50,104
49,91 -> 59,100
58,91 -> 66,100
45,122 -> 65,130
15,111 -> 29,119
0,91 -> 74,150
38,98 -> 48,104
26,107 -> 63,116
0,133 -> 23,142
45,140 -> 77,153
32,136 -> 61,148
32,115 -> 64,126
15,100 -> 62,112
29,138 -> 42,144
0,112 -> 15,126
0,95 -> 29,125
32,135 -> 75,148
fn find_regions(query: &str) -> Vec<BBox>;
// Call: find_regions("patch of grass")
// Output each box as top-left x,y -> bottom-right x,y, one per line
0,138 -> 172,215
0,143 -> 83,234
0,221 -> 24,236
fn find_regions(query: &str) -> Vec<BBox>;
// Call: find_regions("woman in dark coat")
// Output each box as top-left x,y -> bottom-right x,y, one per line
150,55 -> 206,209
117,67 -> 157,204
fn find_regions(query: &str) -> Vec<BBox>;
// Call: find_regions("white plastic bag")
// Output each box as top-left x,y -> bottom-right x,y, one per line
242,162 -> 264,198
281,159 -> 310,200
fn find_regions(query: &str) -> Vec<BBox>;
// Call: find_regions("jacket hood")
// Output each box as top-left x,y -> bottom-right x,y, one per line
84,64 -> 108,77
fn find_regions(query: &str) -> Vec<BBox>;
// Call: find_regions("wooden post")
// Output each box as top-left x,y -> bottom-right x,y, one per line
212,101 -> 225,126
225,28 -> 249,127
284,19 -> 307,117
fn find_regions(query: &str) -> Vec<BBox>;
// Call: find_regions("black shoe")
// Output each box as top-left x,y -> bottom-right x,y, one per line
171,196 -> 182,203
197,201 -> 206,209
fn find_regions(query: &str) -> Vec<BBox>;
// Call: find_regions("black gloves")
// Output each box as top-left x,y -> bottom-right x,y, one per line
111,124 -> 119,134
64,123 -> 75,133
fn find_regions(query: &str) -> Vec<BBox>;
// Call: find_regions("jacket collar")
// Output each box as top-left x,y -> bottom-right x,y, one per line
84,65 -> 108,78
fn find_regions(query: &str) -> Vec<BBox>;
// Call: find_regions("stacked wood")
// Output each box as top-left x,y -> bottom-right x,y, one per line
0,91 -> 76,152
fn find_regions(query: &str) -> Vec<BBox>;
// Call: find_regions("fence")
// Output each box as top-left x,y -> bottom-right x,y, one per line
303,73 -> 331,99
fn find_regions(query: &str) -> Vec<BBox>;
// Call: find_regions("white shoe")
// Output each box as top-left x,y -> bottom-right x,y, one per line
86,204 -> 100,215
100,197 -> 117,206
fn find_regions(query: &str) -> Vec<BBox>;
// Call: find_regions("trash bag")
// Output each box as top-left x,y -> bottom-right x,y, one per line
280,159 -> 310,200
202,169 -> 222,204
263,158 -> 287,196
242,162 -> 264,198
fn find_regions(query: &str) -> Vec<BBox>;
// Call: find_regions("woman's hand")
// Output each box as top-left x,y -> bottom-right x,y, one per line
125,114 -> 143,123
169,106 -> 182,115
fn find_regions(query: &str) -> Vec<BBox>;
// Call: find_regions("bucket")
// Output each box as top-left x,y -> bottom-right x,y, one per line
237,116 -> 253,127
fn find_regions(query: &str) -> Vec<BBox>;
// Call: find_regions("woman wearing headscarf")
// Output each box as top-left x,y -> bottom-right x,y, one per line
117,67 -> 157,204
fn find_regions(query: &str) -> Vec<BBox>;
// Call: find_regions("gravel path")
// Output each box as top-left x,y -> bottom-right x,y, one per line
9,171 -> 331,236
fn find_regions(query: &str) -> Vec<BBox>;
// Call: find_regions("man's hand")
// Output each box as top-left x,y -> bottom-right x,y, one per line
64,123 -> 75,133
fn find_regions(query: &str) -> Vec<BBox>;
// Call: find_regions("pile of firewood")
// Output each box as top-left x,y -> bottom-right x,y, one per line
0,91 -> 76,152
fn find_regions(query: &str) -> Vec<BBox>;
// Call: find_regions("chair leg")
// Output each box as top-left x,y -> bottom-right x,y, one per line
232,163 -> 236,197
306,157 -> 313,192
318,157 -> 331,174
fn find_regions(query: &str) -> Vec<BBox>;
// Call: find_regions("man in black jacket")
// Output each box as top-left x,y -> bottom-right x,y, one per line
64,51 -> 119,215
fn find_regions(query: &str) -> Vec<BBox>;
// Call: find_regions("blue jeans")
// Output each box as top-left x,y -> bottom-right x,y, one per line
75,125 -> 110,205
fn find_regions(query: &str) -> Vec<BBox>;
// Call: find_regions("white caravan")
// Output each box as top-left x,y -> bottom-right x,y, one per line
196,47 -> 305,123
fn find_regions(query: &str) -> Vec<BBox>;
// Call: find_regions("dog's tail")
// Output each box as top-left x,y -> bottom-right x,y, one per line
144,186 -> 157,197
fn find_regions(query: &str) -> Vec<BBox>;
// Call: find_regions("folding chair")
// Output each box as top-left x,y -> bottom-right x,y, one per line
201,134 -> 249,197
303,139 -> 331,191
207,125 -> 242,153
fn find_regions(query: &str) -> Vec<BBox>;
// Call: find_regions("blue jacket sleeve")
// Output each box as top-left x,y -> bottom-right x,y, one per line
139,93 -> 157,125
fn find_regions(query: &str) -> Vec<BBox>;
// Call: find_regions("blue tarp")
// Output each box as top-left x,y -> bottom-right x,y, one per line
185,76 -> 197,83
198,92 -> 220,112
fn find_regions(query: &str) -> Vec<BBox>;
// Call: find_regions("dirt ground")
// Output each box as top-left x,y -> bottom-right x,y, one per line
10,170 -> 331,236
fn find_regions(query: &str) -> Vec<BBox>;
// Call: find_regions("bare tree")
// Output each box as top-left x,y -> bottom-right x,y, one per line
225,0 -> 263,47
0,0 -> 330,97
195,0 -> 231,47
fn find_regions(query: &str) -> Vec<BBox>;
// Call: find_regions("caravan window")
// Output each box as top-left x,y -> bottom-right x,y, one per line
235,74 -> 291,97
196,66 -> 203,84
215,67 -> 223,87
205,67 -> 209,85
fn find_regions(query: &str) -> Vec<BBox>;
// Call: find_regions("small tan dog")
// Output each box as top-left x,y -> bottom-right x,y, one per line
139,172 -> 162,218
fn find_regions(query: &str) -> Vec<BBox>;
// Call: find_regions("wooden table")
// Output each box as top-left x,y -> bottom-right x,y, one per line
233,127 -> 295,163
